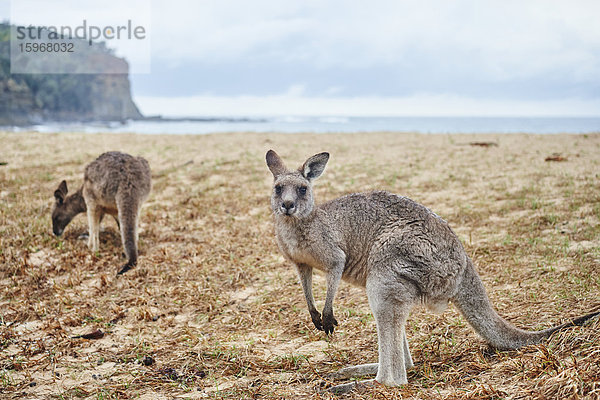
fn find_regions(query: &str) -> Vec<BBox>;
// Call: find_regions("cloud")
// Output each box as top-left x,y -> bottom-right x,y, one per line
135,0 -> 600,103
285,84 -> 306,97
148,1 -> 600,76
0,1 -> 8,21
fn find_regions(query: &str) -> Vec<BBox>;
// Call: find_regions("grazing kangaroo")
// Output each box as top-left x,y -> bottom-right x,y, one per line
265,150 -> 599,392
52,151 -> 152,274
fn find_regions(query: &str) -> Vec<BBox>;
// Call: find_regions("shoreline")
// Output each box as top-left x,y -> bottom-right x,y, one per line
2,115 -> 600,135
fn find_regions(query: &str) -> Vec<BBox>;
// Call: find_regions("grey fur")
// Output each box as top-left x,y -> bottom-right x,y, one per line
265,150 -> 599,390
52,151 -> 151,274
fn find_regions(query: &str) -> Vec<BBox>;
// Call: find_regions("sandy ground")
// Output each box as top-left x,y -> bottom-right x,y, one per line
0,131 -> 599,399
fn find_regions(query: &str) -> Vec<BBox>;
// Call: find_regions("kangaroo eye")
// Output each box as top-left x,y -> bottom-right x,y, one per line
275,185 -> 282,195
298,186 -> 307,196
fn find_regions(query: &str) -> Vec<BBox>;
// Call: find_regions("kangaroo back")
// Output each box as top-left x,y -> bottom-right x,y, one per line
84,152 -> 151,202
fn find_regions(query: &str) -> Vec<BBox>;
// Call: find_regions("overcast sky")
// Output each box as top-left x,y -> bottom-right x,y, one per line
3,0 -> 600,116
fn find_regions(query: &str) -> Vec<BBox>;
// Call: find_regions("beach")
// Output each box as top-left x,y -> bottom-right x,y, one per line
1,131 -> 599,399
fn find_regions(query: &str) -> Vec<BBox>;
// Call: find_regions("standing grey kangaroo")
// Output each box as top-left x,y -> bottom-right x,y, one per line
52,151 -> 151,275
266,150 -> 599,392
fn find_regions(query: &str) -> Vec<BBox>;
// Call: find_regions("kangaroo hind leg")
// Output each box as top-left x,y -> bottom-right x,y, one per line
86,204 -> 103,252
328,276 -> 413,393
403,329 -> 414,370
368,285 -> 410,387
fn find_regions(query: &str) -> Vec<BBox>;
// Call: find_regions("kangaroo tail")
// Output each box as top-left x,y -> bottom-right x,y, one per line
542,310 -> 600,335
117,200 -> 139,274
451,259 -> 599,350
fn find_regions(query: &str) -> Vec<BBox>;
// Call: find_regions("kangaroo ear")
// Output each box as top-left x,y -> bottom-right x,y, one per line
301,152 -> 329,181
266,150 -> 287,177
54,180 -> 68,204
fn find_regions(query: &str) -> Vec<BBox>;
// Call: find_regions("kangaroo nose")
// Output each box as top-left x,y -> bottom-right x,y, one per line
281,201 -> 295,213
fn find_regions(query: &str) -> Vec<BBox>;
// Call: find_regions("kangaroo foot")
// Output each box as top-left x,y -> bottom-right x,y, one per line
328,363 -> 378,381
117,261 -> 135,275
328,379 -> 375,394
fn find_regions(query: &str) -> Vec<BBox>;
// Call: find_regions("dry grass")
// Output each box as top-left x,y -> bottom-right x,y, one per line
0,131 -> 599,400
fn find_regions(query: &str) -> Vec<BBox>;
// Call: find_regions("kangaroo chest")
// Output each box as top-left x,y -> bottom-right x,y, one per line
276,224 -> 326,271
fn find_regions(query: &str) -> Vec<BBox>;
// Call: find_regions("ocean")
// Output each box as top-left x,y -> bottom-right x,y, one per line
7,116 -> 600,135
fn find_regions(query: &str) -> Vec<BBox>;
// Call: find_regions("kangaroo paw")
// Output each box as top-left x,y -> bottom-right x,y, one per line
323,312 -> 338,335
310,310 -> 323,331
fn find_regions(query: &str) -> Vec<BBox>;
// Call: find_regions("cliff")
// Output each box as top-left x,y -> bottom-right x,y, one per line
0,23 -> 142,125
